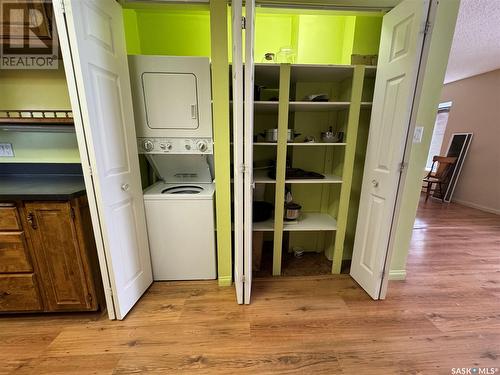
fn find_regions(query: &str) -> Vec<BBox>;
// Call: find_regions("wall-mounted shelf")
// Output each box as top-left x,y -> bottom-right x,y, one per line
254,101 -> 279,113
0,110 -> 74,132
253,170 -> 342,184
289,101 -> 350,111
254,142 -> 347,146
253,213 -> 338,232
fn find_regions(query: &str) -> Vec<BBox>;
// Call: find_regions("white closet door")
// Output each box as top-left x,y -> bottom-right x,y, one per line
350,0 -> 429,299
54,0 -> 153,319
243,0 -> 256,305
232,0 -> 245,305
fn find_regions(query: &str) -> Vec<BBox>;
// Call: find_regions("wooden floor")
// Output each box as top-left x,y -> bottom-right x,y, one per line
2,197 -> 500,374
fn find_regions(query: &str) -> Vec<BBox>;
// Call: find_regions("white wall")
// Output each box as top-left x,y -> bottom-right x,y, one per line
440,69 -> 500,215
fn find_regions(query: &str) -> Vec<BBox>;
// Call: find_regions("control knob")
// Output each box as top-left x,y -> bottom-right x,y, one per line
197,140 -> 208,152
142,140 -> 154,152
160,142 -> 172,151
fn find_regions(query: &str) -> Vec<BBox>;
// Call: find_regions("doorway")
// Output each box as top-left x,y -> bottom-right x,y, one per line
232,0 -> 436,303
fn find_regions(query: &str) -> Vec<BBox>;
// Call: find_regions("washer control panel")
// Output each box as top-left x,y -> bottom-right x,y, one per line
138,138 -> 213,154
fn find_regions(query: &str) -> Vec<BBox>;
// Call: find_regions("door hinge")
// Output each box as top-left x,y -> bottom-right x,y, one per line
241,274 -> 246,282
88,165 -> 93,176
70,207 -> 76,220
399,162 -> 407,173
423,20 -> 431,35
241,16 -> 246,29
60,0 -> 66,13
105,287 -> 113,297
239,164 -> 247,173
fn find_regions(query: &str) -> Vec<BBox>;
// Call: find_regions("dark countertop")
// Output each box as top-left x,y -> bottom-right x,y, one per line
0,175 -> 86,201
0,163 -> 86,201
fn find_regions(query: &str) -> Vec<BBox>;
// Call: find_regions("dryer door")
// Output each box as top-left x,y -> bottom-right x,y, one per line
142,72 -> 199,130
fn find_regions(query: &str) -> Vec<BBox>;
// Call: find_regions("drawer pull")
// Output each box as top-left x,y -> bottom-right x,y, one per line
27,212 -> 37,229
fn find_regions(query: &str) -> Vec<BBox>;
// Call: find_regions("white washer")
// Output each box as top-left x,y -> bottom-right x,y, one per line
143,155 -> 216,281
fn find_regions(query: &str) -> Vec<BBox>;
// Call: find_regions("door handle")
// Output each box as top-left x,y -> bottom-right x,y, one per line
27,212 -> 37,229
121,183 -> 130,192
191,104 -> 197,120
372,179 -> 379,188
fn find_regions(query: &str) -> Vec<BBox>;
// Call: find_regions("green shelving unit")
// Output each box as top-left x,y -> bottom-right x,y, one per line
251,63 -> 375,276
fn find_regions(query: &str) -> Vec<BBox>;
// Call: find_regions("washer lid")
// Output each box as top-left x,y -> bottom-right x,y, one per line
143,181 -> 215,200
147,154 -> 212,183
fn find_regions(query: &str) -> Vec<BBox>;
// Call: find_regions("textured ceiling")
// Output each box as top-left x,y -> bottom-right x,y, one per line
444,0 -> 500,84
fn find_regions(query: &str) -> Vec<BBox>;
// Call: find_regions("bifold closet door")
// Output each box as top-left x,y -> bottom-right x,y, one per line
232,0 -> 255,305
53,0 -> 153,319
350,0 -> 430,300
243,0 -> 256,305
232,0 -> 245,305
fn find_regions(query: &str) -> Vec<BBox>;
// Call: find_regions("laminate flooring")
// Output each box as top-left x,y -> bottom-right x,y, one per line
1,197 -> 499,374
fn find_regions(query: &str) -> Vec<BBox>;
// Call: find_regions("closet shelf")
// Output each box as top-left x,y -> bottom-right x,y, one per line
254,142 -> 347,146
253,213 -> 338,232
254,101 -> 279,113
253,169 -> 342,184
290,64 -> 354,83
232,101 -> 371,113
289,101 -> 350,111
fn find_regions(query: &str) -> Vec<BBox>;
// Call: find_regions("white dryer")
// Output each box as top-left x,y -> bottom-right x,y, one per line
128,55 -> 213,155
143,154 -> 216,281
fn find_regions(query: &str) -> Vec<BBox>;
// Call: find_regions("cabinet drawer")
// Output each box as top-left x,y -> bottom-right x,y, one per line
0,232 -> 33,273
0,206 -> 22,231
0,274 -> 42,312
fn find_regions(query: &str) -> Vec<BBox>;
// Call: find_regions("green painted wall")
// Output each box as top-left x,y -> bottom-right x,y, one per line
352,16 -> 382,56
123,9 -> 141,54
255,14 -> 294,62
389,0 -> 460,280
123,7 -> 382,65
296,15 -> 351,64
0,66 -> 80,163
132,9 -> 211,56
210,0 -> 232,286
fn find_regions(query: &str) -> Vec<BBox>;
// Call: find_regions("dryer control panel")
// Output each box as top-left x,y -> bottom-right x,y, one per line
137,137 -> 213,154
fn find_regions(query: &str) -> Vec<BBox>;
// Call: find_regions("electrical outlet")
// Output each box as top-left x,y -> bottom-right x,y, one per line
413,126 -> 424,143
0,143 -> 14,157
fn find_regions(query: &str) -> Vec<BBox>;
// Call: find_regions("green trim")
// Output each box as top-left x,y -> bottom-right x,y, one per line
331,65 -> 365,274
272,64 -> 291,276
210,0 -> 232,285
217,276 -> 233,287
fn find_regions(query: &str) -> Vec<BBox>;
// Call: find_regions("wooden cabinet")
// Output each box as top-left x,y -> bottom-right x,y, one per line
0,274 -> 43,311
0,198 -> 101,313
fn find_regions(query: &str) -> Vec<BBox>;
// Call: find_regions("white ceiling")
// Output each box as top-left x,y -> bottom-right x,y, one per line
444,0 -> 500,84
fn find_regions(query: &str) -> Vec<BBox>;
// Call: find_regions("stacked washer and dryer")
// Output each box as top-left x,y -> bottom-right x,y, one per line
128,55 -> 216,281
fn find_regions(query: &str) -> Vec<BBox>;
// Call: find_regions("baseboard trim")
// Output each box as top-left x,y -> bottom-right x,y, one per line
218,276 -> 232,287
389,269 -> 407,280
452,198 -> 500,216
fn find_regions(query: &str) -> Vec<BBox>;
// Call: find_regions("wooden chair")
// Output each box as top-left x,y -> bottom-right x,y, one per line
423,156 -> 457,202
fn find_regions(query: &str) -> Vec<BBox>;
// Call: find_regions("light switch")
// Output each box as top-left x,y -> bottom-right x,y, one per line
0,143 -> 14,157
413,126 -> 424,143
